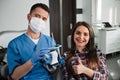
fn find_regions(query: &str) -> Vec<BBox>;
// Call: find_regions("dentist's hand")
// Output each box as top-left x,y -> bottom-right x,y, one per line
31,49 -> 50,65
42,53 -> 52,64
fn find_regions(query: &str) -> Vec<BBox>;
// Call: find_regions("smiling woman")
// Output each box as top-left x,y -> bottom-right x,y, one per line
61,21 -> 109,80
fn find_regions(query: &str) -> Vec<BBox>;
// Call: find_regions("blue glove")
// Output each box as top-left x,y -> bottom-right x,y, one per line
31,49 -> 50,65
42,53 -> 52,64
55,44 -> 61,47
59,58 -> 65,64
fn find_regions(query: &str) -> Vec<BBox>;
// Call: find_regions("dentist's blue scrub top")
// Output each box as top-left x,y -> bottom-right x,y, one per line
7,33 -> 56,80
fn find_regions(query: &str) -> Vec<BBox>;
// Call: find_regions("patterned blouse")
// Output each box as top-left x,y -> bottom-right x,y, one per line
61,49 -> 109,80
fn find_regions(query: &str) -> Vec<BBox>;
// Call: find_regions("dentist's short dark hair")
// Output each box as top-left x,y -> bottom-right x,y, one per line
30,3 -> 50,14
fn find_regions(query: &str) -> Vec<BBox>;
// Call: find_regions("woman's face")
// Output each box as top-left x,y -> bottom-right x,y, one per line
74,25 -> 90,49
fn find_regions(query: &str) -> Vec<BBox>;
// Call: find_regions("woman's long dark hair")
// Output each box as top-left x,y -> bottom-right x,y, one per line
66,21 -> 100,77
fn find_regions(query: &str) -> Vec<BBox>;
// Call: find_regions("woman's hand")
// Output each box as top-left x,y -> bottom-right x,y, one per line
72,58 -> 85,74
72,57 -> 94,78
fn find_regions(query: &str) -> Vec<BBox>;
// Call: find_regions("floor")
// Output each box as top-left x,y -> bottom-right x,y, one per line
106,52 -> 120,80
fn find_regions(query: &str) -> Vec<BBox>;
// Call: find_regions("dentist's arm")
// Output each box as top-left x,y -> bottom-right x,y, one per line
11,49 -> 50,80
11,60 -> 33,80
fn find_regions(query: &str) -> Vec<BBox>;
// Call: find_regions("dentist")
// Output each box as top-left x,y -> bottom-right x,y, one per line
7,3 -> 56,80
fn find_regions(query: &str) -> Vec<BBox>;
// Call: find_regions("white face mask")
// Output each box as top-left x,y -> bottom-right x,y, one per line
29,17 -> 46,33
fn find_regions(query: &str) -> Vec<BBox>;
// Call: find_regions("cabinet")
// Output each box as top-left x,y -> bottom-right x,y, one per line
98,28 -> 120,54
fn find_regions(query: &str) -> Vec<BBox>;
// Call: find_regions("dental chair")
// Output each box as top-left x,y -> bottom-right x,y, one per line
0,64 -> 9,80
0,46 -> 9,80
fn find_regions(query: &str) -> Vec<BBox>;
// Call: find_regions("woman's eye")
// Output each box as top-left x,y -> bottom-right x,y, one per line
84,33 -> 89,36
76,31 -> 81,35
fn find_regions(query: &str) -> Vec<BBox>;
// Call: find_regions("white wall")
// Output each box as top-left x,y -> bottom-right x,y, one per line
101,0 -> 120,25
76,0 -> 83,22
76,0 -> 92,25
0,0 -> 49,47
93,0 -> 120,26
76,0 -> 120,26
